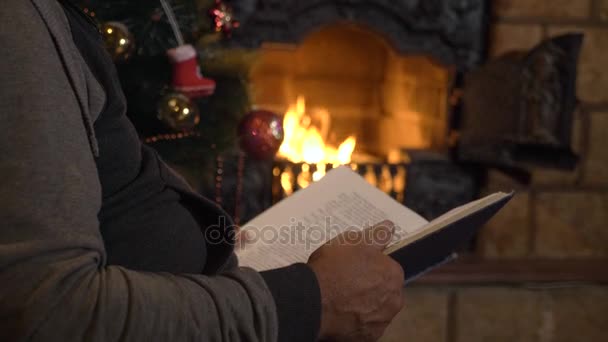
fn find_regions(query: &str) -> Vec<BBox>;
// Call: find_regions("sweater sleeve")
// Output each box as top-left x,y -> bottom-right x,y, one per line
0,1 -> 277,341
261,264 -> 322,342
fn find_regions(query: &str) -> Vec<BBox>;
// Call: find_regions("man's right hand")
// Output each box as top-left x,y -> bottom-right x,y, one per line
307,220 -> 405,341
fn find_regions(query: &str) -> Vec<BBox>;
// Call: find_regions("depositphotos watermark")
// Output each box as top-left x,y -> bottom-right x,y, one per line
205,216 -> 403,251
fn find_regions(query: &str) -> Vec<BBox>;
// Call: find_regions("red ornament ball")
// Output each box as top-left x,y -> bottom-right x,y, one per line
238,110 -> 284,160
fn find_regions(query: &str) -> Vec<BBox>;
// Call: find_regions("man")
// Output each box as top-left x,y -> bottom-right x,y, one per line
0,1 -> 405,341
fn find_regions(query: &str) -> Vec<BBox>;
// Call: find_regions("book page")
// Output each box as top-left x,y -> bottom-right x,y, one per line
236,166 -> 429,271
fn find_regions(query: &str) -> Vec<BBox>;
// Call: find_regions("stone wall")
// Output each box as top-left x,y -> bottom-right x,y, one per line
483,0 -> 608,259
381,1 -> 608,340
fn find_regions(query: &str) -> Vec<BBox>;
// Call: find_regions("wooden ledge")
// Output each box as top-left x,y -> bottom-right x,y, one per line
414,257 -> 608,285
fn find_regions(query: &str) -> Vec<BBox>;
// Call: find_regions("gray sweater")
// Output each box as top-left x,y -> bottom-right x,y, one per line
0,1 -> 310,340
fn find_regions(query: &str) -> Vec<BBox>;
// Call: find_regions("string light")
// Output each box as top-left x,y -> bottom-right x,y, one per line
143,131 -> 201,143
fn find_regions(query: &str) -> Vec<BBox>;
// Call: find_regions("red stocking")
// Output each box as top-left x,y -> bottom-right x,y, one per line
167,44 -> 216,99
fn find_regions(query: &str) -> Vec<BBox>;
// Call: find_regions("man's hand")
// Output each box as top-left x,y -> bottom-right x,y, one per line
308,221 -> 405,341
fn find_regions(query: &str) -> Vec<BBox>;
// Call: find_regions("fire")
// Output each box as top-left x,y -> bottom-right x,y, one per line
273,97 -> 407,199
278,96 -> 356,166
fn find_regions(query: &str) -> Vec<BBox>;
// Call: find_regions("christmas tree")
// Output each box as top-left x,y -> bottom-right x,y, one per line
77,0 -> 279,223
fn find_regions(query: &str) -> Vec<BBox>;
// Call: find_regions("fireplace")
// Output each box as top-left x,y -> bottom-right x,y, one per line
250,24 -> 452,157
236,0 -> 490,159
203,0 -> 582,223
227,0 -> 488,216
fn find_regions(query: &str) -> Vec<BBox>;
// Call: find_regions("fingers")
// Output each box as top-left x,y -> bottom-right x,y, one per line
390,258 -> 405,284
363,290 -> 404,342
361,264 -> 405,323
362,220 -> 395,251
392,287 -> 406,315
357,294 -> 403,342
361,291 -> 404,342
311,222 -> 405,342
327,220 -> 394,249
381,279 -> 406,319
362,322 -> 391,342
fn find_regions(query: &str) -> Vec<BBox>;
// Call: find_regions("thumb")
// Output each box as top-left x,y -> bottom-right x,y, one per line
362,220 -> 395,251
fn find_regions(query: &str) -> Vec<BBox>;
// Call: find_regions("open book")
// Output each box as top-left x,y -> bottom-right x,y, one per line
237,166 -> 513,281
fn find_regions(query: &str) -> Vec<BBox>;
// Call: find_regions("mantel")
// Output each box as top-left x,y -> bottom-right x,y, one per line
231,0 -> 490,70
414,257 -> 608,285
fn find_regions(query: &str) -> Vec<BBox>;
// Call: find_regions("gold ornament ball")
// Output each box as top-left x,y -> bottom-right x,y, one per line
157,93 -> 201,132
101,22 -> 135,62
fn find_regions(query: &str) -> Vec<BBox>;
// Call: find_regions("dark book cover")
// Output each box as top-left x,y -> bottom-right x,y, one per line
389,193 -> 514,282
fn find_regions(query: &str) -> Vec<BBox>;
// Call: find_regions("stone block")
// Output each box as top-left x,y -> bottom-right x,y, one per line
456,287 -> 542,342
548,27 -> 608,103
455,286 -> 608,342
584,113 -> 608,185
478,192 -> 530,258
494,0 -> 590,19
546,287 -> 608,342
535,192 -> 608,257
598,0 -> 608,21
530,168 -> 580,186
489,23 -> 543,57
380,287 -> 448,342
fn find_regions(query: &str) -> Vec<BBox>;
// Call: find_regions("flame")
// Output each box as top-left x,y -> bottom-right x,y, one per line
336,136 -> 356,165
278,96 -> 356,165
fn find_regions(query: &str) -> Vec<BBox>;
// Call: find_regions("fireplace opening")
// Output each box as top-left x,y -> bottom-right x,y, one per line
250,23 -> 454,162
250,24 -> 458,202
